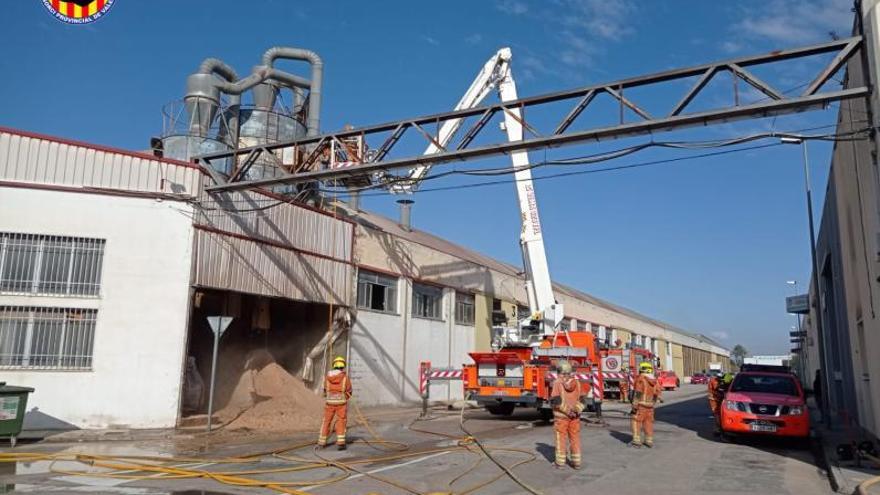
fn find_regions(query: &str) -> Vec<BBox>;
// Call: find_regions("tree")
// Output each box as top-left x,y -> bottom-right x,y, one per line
731,345 -> 749,368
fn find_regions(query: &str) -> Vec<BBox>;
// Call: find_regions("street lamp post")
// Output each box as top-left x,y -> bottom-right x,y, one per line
786,280 -> 804,379
782,137 -> 831,427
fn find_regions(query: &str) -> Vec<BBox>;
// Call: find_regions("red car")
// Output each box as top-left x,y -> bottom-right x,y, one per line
690,373 -> 708,385
658,370 -> 680,390
720,371 -> 809,438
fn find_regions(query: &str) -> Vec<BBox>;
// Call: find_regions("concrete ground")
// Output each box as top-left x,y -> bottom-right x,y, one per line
0,385 -> 835,495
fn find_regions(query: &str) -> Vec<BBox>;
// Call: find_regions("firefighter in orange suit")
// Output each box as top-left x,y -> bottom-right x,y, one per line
618,366 -> 630,403
630,361 -> 662,448
318,356 -> 353,450
708,374 -> 721,433
550,360 -> 585,469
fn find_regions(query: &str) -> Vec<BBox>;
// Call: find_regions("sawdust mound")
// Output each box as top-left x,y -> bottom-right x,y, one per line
219,360 -> 323,432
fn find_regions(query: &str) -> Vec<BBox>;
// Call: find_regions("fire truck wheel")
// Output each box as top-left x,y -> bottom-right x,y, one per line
486,403 -> 515,416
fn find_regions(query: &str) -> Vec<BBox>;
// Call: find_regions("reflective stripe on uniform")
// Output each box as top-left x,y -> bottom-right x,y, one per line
555,431 -> 566,464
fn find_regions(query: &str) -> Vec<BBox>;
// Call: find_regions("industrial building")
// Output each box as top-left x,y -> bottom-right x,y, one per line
798,5 -> 880,441
0,46 -> 727,430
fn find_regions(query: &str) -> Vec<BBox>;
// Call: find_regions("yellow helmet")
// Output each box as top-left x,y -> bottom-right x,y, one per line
332,356 -> 346,369
639,362 -> 654,374
722,373 -> 734,385
558,360 -> 573,374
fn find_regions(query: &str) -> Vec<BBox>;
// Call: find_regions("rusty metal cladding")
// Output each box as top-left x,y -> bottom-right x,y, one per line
195,186 -> 353,262
193,229 -> 351,305
0,130 -> 201,196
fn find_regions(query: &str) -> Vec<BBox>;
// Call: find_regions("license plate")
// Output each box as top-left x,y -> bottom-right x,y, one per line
493,389 -> 508,396
750,424 -> 777,433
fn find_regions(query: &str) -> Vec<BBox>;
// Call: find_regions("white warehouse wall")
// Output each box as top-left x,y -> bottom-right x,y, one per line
349,280 -> 475,406
0,187 -> 194,428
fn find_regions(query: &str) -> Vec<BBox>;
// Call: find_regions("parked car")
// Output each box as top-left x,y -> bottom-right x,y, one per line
720,370 -> 809,439
690,373 -> 708,385
658,370 -> 680,390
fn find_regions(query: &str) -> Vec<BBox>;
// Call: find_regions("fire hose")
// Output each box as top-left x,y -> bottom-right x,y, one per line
0,399 -> 541,495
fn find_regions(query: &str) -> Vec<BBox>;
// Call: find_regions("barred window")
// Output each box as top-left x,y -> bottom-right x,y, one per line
357,270 -> 398,313
412,283 -> 443,320
0,233 -> 105,297
576,320 -> 588,332
0,307 -> 97,370
455,292 -> 475,326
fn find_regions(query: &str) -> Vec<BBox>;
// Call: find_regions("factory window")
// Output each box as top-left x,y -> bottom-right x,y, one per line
0,233 -> 105,297
576,320 -> 588,332
455,292 -> 475,326
560,318 -> 571,331
356,270 -> 398,313
0,306 -> 97,370
412,283 -> 444,320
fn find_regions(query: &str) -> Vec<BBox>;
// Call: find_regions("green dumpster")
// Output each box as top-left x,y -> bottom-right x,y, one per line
0,383 -> 34,447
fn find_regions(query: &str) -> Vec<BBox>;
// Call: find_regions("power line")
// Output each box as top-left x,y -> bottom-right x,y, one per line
321,125 -> 871,196
328,142 -> 785,198
197,124 -> 871,211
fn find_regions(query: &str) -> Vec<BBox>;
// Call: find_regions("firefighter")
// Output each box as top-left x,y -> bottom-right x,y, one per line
618,366 -> 630,403
709,373 -> 733,434
630,361 -> 662,448
707,373 -> 721,433
318,356 -> 353,450
550,360 -> 585,469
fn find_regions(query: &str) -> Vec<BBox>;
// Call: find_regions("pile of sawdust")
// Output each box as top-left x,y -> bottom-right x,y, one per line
217,359 -> 324,432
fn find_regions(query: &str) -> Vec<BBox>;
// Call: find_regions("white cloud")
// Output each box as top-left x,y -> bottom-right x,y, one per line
496,0 -> 636,72
720,40 -> 744,54
465,33 -> 484,45
558,0 -> 636,42
735,0 -> 853,44
496,0 -> 528,15
420,35 -> 440,46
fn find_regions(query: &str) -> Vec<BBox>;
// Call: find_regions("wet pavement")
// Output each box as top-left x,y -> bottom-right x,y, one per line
0,385 -> 836,494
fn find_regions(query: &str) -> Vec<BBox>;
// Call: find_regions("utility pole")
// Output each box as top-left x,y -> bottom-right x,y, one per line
782,138 -> 830,427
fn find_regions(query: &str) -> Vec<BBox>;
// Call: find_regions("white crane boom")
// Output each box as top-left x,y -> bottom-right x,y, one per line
392,48 -> 563,343
390,48 -> 513,193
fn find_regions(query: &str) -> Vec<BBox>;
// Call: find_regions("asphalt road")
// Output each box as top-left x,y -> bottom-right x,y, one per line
0,385 -> 834,495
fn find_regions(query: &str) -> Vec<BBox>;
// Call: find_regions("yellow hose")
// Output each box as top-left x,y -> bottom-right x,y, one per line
1,400 -> 541,495
857,476 -> 880,495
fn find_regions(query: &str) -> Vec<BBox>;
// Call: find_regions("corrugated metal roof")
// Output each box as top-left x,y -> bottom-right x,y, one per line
0,127 -> 201,196
333,200 -> 724,349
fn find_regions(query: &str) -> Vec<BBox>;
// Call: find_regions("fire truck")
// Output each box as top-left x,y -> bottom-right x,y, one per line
462,332 -> 602,420
397,48 -> 605,419
600,345 -> 658,400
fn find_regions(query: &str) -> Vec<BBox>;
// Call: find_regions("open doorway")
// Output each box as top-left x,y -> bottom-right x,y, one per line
179,289 -> 349,433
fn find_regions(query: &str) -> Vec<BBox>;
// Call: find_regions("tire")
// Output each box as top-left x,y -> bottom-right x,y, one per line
486,403 -> 515,416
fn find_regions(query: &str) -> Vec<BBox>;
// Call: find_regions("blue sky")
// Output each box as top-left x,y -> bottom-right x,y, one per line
0,0 -> 857,354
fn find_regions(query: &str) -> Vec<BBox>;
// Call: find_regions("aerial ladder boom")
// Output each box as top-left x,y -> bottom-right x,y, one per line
392,48 -> 563,343
390,48 -> 513,193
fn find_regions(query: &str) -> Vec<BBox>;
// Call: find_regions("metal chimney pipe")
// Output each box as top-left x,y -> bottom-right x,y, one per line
261,47 -> 324,135
396,199 -> 414,231
188,58 -> 252,140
